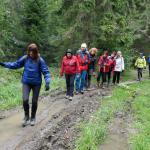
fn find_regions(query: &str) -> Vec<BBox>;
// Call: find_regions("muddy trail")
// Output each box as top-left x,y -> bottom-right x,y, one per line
99,81 -> 139,150
0,86 -> 111,150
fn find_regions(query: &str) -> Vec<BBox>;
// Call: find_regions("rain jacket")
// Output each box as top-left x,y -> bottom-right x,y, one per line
60,55 -> 80,75
3,55 -> 51,86
98,56 -> 111,73
135,57 -> 146,68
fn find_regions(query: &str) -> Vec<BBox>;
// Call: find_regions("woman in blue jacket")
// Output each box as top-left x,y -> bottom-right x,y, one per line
0,43 -> 51,127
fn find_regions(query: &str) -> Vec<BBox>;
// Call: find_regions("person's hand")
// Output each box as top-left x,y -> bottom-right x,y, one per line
45,84 -> 50,91
76,73 -> 81,78
0,62 -> 5,67
84,60 -> 88,65
60,73 -> 63,78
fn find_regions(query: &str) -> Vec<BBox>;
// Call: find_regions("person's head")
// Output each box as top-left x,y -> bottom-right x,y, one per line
89,48 -> 97,55
117,51 -> 122,57
81,43 -> 87,51
111,51 -> 116,58
103,51 -> 108,58
66,49 -> 72,58
139,53 -> 143,58
27,43 -> 39,60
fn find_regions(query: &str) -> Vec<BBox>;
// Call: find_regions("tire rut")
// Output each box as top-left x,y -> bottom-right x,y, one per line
0,87 -> 111,150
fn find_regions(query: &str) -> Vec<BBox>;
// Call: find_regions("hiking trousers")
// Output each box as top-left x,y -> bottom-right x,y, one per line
97,71 -> 110,85
65,74 -> 76,97
22,84 -> 41,119
137,68 -> 143,81
113,71 -> 121,84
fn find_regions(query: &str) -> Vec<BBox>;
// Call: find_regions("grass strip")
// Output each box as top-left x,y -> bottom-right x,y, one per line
129,81 -> 150,150
75,85 -> 135,150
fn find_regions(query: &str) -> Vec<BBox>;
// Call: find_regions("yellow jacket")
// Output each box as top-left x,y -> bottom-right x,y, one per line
135,57 -> 146,68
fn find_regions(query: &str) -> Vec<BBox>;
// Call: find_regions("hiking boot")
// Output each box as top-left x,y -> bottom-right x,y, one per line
97,82 -> 100,88
22,116 -> 30,127
100,84 -> 105,89
75,91 -> 79,95
65,95 -> 69,99
30,118 -> 36,126
80,90 -> 84,94
83,88 -> 87,91
69,96 -> 73,101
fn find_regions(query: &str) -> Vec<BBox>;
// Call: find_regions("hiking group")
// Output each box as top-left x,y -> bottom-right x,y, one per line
60,43 -> 125,101
0,42 -> 149,127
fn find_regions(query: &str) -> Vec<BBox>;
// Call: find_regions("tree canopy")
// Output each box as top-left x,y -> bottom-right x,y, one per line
0,0 -> 150,64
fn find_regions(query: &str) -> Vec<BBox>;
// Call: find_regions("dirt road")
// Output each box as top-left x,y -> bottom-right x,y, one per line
0,87 -> 111,150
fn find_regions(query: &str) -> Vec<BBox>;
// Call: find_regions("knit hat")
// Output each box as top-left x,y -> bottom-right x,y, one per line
81,43 -> 87,48
66,49 -> 72,54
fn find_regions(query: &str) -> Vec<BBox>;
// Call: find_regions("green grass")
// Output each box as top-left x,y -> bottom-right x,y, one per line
129,81 -> 150,150
75,76 -> 150,150
121,68 -> 148,82
0,67 -> 65,110
75,85 -> 135,150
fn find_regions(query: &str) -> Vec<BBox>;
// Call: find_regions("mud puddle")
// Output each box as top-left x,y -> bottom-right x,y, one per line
0,87 -> 111,150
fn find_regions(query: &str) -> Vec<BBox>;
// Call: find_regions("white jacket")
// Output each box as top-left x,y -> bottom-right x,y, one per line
114,56 -> 124,72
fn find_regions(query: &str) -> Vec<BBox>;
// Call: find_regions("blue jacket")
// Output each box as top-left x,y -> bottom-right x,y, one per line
3,55 -> 51,86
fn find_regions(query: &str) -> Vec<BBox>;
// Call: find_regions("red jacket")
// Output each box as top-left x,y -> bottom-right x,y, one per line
60,56 -> 80,75
76,52 -> 89,71
98,56 -> 111,73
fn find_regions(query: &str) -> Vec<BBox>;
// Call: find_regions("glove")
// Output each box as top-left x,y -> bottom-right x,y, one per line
45,84 -> 50,91
0,62 -> 5,67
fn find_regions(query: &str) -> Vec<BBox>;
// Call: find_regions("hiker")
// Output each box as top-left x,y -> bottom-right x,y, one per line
108,52 -> 116,84
0,43 -> 50,127
147,54 -> 150,77
87,48 -> 97,89
75,43 -> 90,94
97,51 -> 111,88
113,51 -> 124,84
60,49 -> 80,101
135,53 -> 146,81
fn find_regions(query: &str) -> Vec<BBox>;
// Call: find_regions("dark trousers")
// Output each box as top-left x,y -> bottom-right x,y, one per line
149,64 -> 150,77
22,84 -> 41,119
137,68 -> 143,81
87,74 -> 92,88
97,72 -> 110,85
113,71 -> 121,84
65,74 -> 76,97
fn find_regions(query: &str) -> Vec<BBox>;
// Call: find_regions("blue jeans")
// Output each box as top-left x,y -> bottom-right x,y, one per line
76,70 -> 87,91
